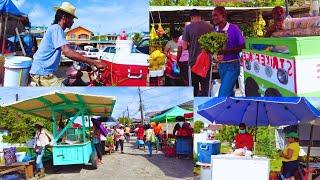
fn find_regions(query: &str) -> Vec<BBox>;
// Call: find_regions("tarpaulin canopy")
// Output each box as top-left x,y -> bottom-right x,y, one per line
0,0 -> 25,16
150,106 -> 193,123
3,91 -> 116,121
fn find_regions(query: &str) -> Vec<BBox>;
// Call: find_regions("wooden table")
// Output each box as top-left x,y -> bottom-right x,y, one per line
0,160 -> 35,179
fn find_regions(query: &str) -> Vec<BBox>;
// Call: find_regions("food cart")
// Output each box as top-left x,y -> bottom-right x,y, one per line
242,36 -> 320,97
4,91 -> 116,169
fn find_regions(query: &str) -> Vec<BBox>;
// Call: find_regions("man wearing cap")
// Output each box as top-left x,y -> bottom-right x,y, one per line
212,6 -> 245,97
280,132 -> 300,180
182,9 -> 213,96
29,2 -> 104,86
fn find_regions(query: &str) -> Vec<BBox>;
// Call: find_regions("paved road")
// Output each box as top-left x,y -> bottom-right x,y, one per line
40,136 -> 194,180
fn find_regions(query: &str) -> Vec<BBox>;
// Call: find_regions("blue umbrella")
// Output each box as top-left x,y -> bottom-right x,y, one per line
198,97 -> 320,127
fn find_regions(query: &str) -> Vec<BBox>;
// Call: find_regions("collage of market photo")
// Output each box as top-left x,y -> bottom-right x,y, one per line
0,0 -> 319,180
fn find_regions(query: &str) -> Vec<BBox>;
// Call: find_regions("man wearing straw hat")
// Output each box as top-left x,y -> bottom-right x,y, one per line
29,2 -> 105,86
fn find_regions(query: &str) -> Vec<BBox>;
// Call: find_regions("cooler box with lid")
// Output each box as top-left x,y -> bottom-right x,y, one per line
101,40 -> 149,86
176,138 -> 193,155
197,140 -> 221,164
242,37 -> 320,97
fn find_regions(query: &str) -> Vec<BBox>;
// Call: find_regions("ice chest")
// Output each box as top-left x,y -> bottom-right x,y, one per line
242,37 -> 320,97
197,140 -> 221,164
101,53 -> 149,86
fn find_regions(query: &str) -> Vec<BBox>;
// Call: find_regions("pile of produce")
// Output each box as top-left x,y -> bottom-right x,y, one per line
149,50 -> 166,70
198,32 -> 227,54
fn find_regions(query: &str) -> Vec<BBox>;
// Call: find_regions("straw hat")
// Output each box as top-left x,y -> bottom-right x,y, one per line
54,2 -> 78,19
35,122 -> 44,127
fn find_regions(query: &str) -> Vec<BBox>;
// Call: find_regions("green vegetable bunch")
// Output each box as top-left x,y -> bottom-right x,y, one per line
198,32 -> 227,54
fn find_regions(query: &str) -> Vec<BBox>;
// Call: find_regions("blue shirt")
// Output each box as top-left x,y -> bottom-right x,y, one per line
30,24 -> 68,75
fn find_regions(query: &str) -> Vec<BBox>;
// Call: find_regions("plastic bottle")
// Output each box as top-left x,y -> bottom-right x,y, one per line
310,0 -> 320,17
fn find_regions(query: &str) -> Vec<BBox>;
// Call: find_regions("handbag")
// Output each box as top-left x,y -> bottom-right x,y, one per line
150,133 -> 157,143
191,51 -> 210,78
34,146 -> 43,155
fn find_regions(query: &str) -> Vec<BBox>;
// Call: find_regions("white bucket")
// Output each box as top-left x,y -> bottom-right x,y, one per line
115,40 -> 133,57
15,152 -> 26,162
4,56 -> 32,87
200,165 -> 212,180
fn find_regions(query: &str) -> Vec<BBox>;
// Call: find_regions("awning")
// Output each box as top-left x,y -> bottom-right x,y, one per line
3,91 -> 116,121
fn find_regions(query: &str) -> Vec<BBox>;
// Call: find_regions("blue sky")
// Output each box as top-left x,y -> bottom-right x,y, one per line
0,87 -> 193,119
13,0 -> 149,34
194,97 -> 320,126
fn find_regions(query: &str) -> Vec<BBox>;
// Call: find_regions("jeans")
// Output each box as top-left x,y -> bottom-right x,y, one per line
115,140 -> 124,152
94,143 -> 102,160
218,61 -> 240,97
146,141 -> 152,157
36,146 -> 45,170
156,134 -> 162,150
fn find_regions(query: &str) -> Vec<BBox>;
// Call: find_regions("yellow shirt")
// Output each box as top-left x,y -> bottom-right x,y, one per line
282,142 -> 300,162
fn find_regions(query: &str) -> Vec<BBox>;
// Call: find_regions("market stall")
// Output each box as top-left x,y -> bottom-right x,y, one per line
150,106 -> 193,156
4,91 -> 116,169
197,97 -> 320,180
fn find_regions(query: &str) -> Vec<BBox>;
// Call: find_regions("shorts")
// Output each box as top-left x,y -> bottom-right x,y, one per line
30,74 -> 65,87
282,160 -> 299,178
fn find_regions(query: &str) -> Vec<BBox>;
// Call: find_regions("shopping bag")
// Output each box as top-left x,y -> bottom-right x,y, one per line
191,51 -> 210,78
172,61 -> 180,77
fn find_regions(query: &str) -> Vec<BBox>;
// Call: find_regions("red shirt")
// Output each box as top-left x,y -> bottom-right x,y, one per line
235,133 -> 253,150
137,127 -> 144,140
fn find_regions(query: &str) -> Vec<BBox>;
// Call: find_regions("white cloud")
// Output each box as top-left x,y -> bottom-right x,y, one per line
28,4 -> 51,26
12,0 -> 26,8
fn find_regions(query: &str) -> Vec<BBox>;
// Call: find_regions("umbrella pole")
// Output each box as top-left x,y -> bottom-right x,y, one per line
166,117 -> 168,139
208,61 -> 213,97
306,124 -> 314,169
285,0 -> 290,17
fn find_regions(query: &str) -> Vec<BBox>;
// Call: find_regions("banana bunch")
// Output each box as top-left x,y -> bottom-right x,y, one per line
150,24 -> 159,40
253,13 -> 266,37
149,50 -> 166,71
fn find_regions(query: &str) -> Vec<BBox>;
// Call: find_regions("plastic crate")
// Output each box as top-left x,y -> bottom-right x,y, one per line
176,138 -> 192,155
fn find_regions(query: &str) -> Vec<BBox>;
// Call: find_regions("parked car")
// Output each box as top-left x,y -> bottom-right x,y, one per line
84,47 -> 100,59
61,44 -> 85,64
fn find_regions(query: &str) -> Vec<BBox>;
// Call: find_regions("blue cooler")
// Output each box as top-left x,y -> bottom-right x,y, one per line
197,140 -> 221,164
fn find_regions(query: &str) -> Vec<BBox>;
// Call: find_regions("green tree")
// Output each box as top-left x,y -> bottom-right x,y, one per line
194,120 -> 204,133
0,107 -> 50,143
132,33 -> 143,44
118,117 -> 132,126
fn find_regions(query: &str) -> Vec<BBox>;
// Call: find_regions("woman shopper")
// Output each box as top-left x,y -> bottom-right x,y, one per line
145,124 -> 156,157
280,132 -> 300,180
115,125 -> 125,153
92,122 -> 103,165
34,122 -> 53,178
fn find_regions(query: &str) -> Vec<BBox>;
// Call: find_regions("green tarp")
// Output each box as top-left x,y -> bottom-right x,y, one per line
150,106 -> 193,123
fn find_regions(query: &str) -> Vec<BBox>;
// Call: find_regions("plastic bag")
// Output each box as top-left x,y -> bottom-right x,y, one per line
172,61 -> 180,76
191,51 -> 210,78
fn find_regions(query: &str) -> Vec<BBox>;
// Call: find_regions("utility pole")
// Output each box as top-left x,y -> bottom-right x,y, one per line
15,94 -> 18,101
138,87 -> 144,125
127,106 -> 129,118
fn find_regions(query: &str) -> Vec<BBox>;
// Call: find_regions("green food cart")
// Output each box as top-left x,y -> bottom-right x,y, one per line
242,36 -> 320,97
5,91 -> 116,169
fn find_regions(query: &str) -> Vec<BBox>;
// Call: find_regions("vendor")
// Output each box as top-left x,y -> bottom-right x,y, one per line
29,2 -> 104,86
234,123 -> 253,154
164,31 -> 181,86
173,116 -> 193,157
212,6 -> 245,97
265,6 -> 285,37
280,132 -> 300,180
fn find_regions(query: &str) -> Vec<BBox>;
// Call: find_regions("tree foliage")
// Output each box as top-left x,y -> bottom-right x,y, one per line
194,120 -> 204,133
132,33 -> 143,44
0,107 -> 51,144
118,117 -> 132,126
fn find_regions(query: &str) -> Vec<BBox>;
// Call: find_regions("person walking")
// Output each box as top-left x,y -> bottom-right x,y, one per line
92,122 -> 103,165
145,124 -> 156,157
34,122 -> 53,178
115,125 -> 125,153
182,9 -> 213,96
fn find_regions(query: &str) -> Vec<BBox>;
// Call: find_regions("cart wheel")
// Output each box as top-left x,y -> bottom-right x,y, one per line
245,77 -> 260,97
265,88 -> 282,97
90,152 -> 98,169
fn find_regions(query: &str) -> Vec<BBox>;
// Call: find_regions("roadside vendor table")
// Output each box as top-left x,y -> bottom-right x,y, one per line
300,162 -> 320,179
0,160 -> 35,179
